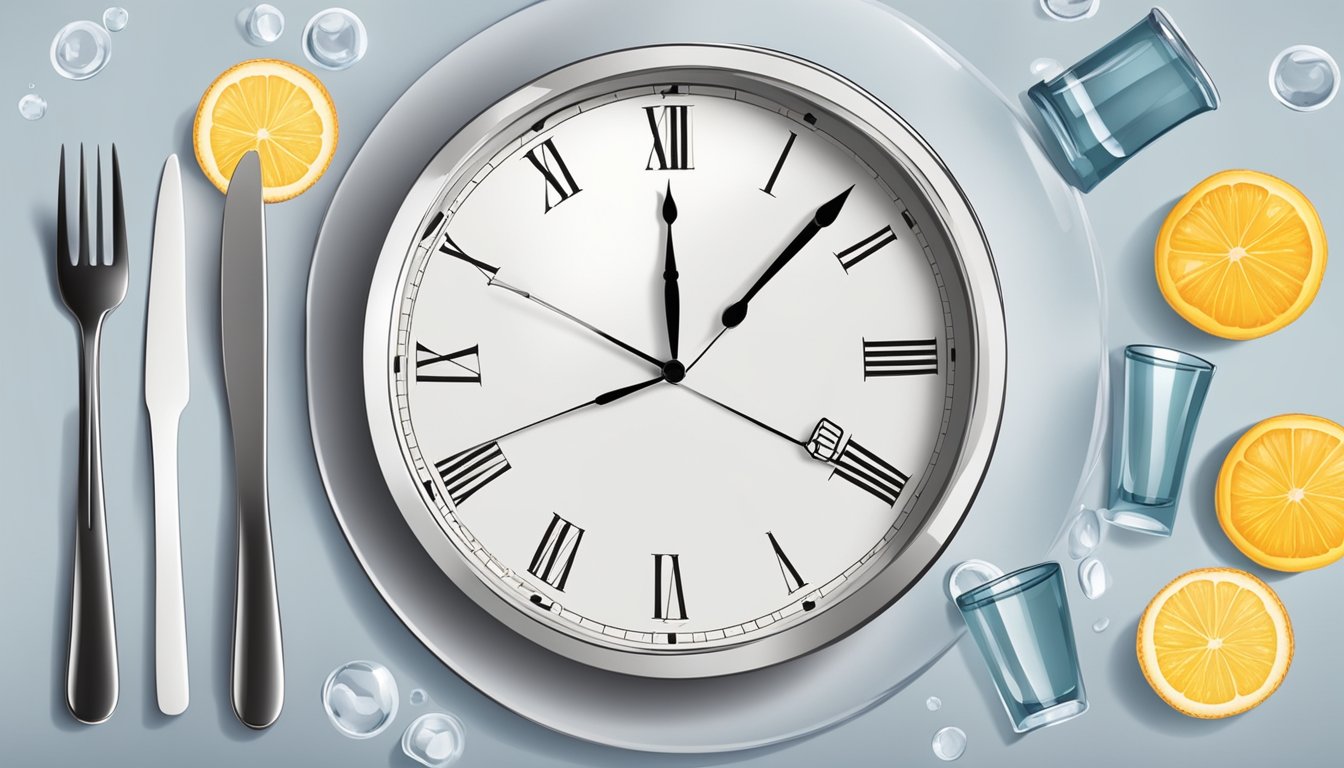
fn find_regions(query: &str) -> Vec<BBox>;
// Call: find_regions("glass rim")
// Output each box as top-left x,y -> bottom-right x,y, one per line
954,561 -> 1060,611
1148,6 -> 1222,108
1124,344 -> 1214,372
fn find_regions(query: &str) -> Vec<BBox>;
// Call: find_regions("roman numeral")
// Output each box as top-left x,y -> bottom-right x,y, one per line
834,438 -> 909,507
652,554 -> 688,620
435,442 -> 510,507
835,225 -> 898,272
760,131 -> 797,196
524,138 -> 582,212
438,232 -> 499,277
415,342 -> 481,384
527,514 -> 584,591
863,339 -> 938,378
767,532 -> 807,594
644,105 -> 693,170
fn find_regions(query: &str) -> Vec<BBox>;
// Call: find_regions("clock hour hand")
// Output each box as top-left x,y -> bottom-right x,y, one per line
662,183 -> 680,361
463,375 -> 666,453
487,276 -> 664,369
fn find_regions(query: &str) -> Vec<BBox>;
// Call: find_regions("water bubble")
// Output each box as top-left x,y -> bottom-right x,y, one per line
926,696 -> 942,712
50,20 -> 112,81
410,689 -> 427,706
931,726 -> 967,761
1030,57 -> 1063,80
1270,45 -> 1339,111
945,559 -> 1005,603
1078,557 -> 1108,599
27,82 -> 36,89
18,94 -> 47,120
1040,0 -> 1098,21
322,660 -> 399,739
242,4 -> 285,45
303,8 -> 367,70
1093,617 -> 1110,633
102,7 -> 128,32
1067,508 -> 1102,559
402,713 -> 466,768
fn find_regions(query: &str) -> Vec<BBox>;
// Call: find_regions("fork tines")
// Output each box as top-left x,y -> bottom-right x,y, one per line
56,144 -> 127,270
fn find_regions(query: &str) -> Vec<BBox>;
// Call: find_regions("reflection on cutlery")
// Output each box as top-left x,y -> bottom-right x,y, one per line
145,154 -> 190,716
55,144 -> 126,724
220,151 -> 284,729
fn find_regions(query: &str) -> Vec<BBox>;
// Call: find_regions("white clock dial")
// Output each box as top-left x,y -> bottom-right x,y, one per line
392,86 -> 955,652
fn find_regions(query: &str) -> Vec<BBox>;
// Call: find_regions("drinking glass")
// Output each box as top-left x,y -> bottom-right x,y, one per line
955,562 -> 1087,733
1027,7 -> 1220,191
1099,345 -> 1214,536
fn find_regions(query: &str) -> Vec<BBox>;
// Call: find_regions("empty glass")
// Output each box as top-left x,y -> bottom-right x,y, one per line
955,562 -> 1087,733
1027,8 -> 1219,191
1101,345 -> 1214,536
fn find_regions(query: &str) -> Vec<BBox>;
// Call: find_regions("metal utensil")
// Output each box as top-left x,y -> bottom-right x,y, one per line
220,151 -> 284,729
55,144 -> 127,724
145,154 -> 190,716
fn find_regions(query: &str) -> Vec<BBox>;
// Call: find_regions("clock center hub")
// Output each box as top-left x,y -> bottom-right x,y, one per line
661,359 -> 686,384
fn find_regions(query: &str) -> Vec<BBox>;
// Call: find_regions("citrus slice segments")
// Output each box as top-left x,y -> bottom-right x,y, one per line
1137,568 -> 1292,719
1217,413 -> 1344,571
1155,169 -> 1326,340
193,58 -> 338,203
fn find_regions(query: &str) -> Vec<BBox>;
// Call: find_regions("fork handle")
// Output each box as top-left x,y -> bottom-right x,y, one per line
67,325 -> 119,724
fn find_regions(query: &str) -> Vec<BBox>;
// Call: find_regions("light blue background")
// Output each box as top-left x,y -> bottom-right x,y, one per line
3,0 -> 1342,765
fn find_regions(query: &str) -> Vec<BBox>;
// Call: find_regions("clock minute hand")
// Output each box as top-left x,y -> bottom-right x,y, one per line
662,183 -> 680,360
720,186 -> 852,329
468,375 -> 666,452
487,276 -> 664,369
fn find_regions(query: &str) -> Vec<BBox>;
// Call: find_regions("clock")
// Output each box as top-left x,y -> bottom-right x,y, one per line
363,44 -> 1005,678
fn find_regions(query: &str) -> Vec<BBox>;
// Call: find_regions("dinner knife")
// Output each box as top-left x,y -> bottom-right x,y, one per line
220,151 -> 283,729
145,154 -> 190,716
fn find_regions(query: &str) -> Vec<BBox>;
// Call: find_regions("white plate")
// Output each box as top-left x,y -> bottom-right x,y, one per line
306,0 -> 1106,752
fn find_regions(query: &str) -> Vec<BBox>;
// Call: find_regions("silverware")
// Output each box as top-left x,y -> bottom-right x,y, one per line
55,144 -> 126,724
220,151 -> 283,729
145,154 -> 190,716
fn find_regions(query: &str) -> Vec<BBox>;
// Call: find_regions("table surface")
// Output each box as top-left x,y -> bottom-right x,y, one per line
3,1 -> 1341,765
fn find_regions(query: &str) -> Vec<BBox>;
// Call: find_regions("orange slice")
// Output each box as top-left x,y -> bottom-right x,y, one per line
193,58 -> 338,203
1137,568 -> 1292,719
1155,169 -> 1326,340
1217,413 -> 1344,571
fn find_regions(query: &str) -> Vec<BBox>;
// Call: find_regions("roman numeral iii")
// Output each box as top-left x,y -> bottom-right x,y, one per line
644,104 -> 693,170
415,342 -> 482,383
835,225 -> 897,271
528,514 -> 585,591
524,138 -> 582,213
652,553 -> 688,620
435,442 -> 511,507
863,339 -> 938,378
767,532 -> 807,594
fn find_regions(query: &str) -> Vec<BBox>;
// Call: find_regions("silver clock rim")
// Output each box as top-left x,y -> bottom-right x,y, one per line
362,44 -> 1007,678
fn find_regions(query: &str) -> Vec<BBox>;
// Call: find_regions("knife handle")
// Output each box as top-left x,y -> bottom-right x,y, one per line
150,414 -> 189,715
231,491 -> 283,729
67,327 -> 119,724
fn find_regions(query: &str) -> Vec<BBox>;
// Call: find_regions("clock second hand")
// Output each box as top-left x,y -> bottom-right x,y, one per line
677,384 -> 807,449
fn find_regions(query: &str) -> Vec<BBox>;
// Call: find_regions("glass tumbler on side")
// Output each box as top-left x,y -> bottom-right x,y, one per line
955,562 -> 1087,733
1027,7 -> 1220,191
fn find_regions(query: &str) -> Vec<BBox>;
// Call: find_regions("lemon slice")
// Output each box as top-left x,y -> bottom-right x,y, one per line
1155,169 -> 1326,340
193,58 -> 338,203
1217,413 -> 1344,571
1137,568 -> 1292,719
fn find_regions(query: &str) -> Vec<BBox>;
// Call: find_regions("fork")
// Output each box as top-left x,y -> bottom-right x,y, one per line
55,144 -> 127,724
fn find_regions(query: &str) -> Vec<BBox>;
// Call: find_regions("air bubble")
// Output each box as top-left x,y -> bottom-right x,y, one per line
1270,45 -> 1339,111
102,7 -> 128,32
1079,557 -> 1108,599
1093,617 -> 1110,633
322,660 -> 399,739
926,696 -> 942,711
1067,507 -> 1102,559
50,20 -> 112,81
1041,0 -> 1098,21
302,8 -> 367,70
18,94 -> 47,120
402,712 -> 466,768
410,689 -> 427,705
242,4 -> 285,45
932,726 -> 967,761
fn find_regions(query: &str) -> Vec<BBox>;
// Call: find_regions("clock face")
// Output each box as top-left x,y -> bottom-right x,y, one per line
368,47 -> 1004,677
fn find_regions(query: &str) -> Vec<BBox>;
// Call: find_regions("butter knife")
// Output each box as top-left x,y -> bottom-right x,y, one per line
220,151 -> 283,729
145,154 -> 189,716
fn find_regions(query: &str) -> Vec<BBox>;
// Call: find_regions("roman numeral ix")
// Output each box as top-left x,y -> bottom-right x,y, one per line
835,225 -> 898,271
644,104 -> 693,171
415,342 -> 482,383
527,513 -> 584,591
652,553 -> 688,621
435,442 -> 511,507
863,339 -> 938,378
524,138 -> 582,213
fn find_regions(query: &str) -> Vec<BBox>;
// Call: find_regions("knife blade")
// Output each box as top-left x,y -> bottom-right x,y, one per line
220,151 -> 283,729
145,154 -> 190,716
